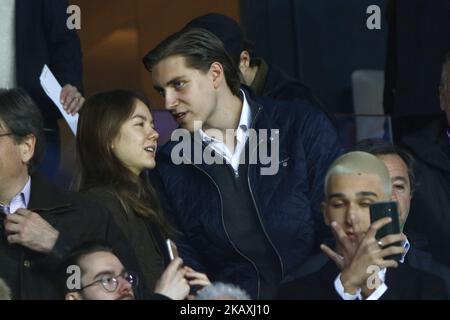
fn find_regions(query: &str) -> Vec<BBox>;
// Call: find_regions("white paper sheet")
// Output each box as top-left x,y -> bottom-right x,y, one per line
39,65 -> 78,135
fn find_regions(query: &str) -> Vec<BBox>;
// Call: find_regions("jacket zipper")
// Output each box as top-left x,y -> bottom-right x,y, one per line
246,107 -> 285,281
184,156 -> 262,299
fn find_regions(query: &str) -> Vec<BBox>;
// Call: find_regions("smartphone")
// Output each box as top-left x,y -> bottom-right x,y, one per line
369,201 -> 402,262
166,239 -> 179,261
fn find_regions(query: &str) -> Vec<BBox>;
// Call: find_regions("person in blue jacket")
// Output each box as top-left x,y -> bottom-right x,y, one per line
142,28 -> 341,299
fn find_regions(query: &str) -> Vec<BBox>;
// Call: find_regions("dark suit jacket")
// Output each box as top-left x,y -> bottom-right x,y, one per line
277,260 -> 447,300
15,0 -> 83,128
403,119 -> 450,267
384,0 -> 450,117
283,248 -> 450,298
252,58 -> 336,126
0,175 -> 142,300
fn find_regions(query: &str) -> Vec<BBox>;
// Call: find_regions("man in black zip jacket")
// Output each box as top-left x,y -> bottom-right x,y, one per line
143,28 -> 341,299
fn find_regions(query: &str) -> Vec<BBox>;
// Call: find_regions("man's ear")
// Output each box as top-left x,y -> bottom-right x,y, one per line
209,62 -> 225,89
65,292 -> 82,300
19,134 -> 36,165
238,50 -> 251,73
321,202 -> 330,226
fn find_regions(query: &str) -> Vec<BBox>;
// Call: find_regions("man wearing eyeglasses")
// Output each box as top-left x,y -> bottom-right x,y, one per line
64,245 -> 137,300
63,243 -> 207,300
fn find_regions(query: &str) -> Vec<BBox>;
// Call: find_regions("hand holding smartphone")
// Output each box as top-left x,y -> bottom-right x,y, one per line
369,201 -> 402,262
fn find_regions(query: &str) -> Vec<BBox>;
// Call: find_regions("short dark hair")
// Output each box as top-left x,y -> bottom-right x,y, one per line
143,28 -> 241,96
352,138 -> 416,194
183,13 -> 253,65
0,88 -> 45,174
60,242 -> 113,294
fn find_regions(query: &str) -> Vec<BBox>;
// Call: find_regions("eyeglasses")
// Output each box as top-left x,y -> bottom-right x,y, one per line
80,270 -> 138,293
0,132 -> 14,138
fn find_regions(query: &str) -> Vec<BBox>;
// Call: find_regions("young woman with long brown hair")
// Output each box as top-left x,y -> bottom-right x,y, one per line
75,90 -> 209,299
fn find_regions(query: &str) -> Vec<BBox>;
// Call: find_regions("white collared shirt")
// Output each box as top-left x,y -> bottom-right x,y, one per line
198,89 -> 251,173
0,176 -> 31,215
334,238 -> 411,300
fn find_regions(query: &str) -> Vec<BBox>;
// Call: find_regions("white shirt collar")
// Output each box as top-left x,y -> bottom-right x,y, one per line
1,176 -> 31,215
198,89 -> 251,144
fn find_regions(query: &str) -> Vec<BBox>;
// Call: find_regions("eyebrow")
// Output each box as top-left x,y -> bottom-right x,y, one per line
328,193 -> 346,200
392,176 -> 408,183
153,76 -> 185,91
328,191 -> 378,199
132,115 -> 146,120
92,268 -> 125,281
92,270 -> 115,281
167,76 -> 185,86
356,191 -> 378,197
132,114 -> 154,124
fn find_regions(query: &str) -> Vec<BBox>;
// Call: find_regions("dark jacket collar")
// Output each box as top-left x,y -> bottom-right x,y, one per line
249,58 -> 269,96
28,174 -> 72,212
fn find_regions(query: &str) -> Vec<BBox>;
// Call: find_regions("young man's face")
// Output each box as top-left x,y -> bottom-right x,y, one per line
152,55 -> 218,133
67,251 -> 135,300
377,154 -> 411,230
323,172 -> 389,243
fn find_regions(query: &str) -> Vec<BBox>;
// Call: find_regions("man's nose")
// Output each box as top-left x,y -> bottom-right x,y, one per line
164,90 -> 178,110
391,191 -> 398,201
346,204 -> 358,226
117,276 -> 132,294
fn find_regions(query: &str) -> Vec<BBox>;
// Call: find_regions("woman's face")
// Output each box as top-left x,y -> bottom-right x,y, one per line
111,100 -> 159,175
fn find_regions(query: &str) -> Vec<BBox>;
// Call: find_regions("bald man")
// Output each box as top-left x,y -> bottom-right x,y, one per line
277,152 -> 446,300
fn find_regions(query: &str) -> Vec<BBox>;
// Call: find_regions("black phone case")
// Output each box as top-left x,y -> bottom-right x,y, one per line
369,201 -> 402,262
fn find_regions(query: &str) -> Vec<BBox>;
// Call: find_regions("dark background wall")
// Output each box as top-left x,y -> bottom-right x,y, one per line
70,0 -> 240,106
241,0 -> 388,114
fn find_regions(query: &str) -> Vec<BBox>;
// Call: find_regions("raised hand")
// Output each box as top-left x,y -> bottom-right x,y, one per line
321,215 -> 363,270
339,217 -> 406,295
154,257 -> 189,300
